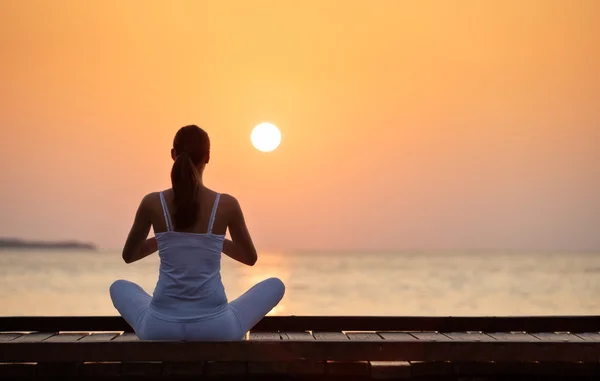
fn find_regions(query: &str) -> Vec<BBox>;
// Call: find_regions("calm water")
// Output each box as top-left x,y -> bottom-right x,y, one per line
1,249 -> 599,316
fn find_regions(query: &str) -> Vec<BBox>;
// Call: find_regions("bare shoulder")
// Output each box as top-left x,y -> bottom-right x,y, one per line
142,191 -> 161,204
139,191 -> 163,212
218,193 -> 241,212
215,194 -> 245,230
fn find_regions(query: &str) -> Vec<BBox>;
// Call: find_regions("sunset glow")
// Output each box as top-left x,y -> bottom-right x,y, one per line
0,1 -> 598,252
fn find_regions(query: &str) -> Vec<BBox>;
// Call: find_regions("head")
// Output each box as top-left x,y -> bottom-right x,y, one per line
170,125 -> 210,230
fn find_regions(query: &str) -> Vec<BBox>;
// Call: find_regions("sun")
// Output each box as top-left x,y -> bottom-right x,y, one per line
251,123 -> 281,152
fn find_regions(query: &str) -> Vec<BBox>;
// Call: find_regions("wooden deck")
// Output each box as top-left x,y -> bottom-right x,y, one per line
1,316 -> 600,380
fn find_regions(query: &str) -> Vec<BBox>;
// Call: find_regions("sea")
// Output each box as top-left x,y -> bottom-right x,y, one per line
1,249 -> 599,317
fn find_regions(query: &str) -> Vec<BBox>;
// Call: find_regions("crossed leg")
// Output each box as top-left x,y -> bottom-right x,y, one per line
228,277 -> 286,335
109,279 -> 152,333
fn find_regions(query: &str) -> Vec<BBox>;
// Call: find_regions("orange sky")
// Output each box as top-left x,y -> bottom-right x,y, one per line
1,0 -> 599,252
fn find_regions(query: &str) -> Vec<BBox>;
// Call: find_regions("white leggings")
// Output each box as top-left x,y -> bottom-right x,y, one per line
109,277 -> 285,341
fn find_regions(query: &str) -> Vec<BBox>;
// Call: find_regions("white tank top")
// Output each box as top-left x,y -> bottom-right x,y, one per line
148,192 -> 228,322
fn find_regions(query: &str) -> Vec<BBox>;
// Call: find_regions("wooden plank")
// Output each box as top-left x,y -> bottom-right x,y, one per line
576,332 -> 600,341
248,331 -> 281,340
409,361 -> 454,377
247,360 -> 324,375
370,361 -> 411,379
533,332 -> 584,342
79,362 -> 121,377
5,315 -> 600,333
410,361 -> 600,377
312,331 -> 348,340
3,340 -> 600,362
410,332 -> 452,341
452,361 -> 600,376
0,333 -> 20,342
379,332 -> 418,341
121,362 -> 162,376
24,334 -> 83,378
445,332 -> 496,341
248,328 -> 324,375
10,332 -> 55,342
246,361 -> 287,375
326,360 -> 370,376
112,332 -> 139,341
453,361 -> 539,376
324,332 -> 370,377
256,315 -> 600,333
347,332 -> 382,341
247,330 -> 288,374
0,363 -> 36,378
287,361 -> 326,375
277,328 -> 323,375
204,361 -> 247,376
489,332 -> 540,341
353,330 -> 404,379
79,333 -> 119,341
544,362 -> 600,377
163,362 -> 204,376
248,330 -> 287,374
45,333 -> 88,342
117,332 -> 161,381
36,362 -> 80,377
71,360 -> 600,378
282,331 -> 314,340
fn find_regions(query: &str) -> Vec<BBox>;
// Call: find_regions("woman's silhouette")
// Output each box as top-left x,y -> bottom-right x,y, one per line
110,125 -> 285,340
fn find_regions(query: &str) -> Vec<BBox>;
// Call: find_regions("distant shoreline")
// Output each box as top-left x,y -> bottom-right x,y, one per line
0,238 -> 97,251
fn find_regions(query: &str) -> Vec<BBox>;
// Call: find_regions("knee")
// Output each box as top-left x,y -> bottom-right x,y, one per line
109,279 -> 130,302
265,277 -> 286,300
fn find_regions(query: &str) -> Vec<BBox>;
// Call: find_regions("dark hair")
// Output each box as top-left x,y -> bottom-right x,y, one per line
171,125 -> 210,230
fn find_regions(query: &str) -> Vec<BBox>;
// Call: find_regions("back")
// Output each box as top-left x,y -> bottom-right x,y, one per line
148,191 -> 229,322
152,189 -> 229,236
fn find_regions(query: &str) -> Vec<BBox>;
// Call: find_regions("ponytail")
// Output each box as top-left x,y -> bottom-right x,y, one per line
170,152 -> 200,230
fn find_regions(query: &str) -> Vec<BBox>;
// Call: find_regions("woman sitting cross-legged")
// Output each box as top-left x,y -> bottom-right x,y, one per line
110,124 -> 285,340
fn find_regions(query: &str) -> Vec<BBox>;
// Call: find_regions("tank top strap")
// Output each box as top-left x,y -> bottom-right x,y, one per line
159,192 -> 173,231
207,193 -> 221,234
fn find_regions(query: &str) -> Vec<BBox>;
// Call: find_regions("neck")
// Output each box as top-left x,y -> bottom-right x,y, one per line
195,168 -> 205,186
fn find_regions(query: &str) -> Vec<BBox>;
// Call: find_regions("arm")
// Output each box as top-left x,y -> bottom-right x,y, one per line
122,194 -> 157,264
222,197 -> 257,266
